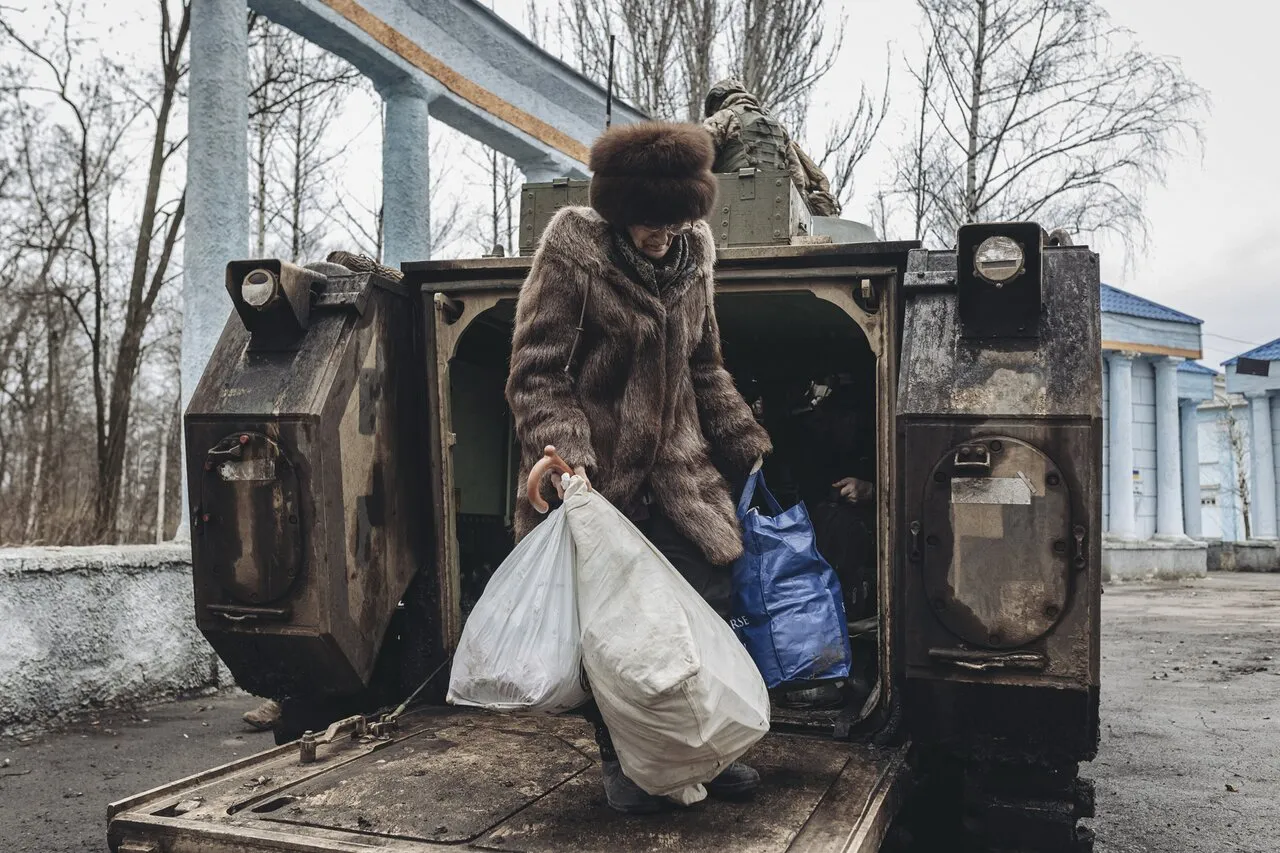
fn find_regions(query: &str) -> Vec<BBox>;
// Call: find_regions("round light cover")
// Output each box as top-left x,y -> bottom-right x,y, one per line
975,236 -> 1024,285
241,269 -> 277,307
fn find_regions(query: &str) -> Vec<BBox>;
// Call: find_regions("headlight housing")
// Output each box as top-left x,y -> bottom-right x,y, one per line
956,222 -> 1044,339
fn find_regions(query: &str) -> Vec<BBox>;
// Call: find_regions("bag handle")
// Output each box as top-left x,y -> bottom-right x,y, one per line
527,445 -> 574,514
737,469 -> 783,518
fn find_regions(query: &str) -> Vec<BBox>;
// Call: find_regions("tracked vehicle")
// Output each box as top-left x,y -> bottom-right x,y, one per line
108,171 -> 1102,853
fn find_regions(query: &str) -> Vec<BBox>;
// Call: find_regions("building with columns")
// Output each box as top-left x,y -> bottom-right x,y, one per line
1195,374 -> 1251,542
1099,285 -> 1214,578
1221,339 -> 1280,548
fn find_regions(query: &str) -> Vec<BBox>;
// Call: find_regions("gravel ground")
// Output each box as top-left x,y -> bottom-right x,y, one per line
1086,573 -> 1280,853
2,574 -> 1277,852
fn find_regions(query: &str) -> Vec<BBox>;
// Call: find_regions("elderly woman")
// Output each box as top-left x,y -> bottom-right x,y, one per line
505,122 -> 772,813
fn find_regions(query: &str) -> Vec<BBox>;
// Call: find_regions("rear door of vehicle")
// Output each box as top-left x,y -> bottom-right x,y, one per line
108,708 -> 909,853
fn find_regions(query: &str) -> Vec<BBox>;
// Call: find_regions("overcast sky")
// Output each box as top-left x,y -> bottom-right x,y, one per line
841,0 -> 1280,365
29,0 -> 1280,364
504,0 -> 1278,364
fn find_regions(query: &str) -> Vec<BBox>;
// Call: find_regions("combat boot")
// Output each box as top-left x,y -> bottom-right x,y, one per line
706,761 -> 761,799
601,760 -> 665,814
242,699 -> 281,731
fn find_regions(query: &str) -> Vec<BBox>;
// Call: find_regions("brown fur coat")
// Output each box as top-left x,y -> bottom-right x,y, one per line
505,206 -> 772,565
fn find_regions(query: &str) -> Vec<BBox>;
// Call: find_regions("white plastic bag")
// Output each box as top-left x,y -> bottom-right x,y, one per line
447,506 -> 589,714
562,477 -> 771,803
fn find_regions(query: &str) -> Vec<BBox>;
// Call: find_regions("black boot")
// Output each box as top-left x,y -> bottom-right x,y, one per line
601,760 -> 665,814
706,761 -> 761,799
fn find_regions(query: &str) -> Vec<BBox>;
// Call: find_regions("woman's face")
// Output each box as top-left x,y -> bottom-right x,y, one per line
627,222 -> 692,260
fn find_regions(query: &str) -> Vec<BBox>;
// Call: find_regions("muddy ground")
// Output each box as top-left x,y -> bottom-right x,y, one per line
1,573 -> 1277,852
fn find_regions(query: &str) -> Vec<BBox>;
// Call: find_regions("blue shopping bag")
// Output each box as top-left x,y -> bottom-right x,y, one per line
730,471 -> 851,689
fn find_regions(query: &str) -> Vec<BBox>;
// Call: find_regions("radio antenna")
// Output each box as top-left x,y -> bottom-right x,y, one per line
605,34 -> 616,129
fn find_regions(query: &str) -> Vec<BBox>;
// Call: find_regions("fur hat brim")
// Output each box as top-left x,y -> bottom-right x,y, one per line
589,122 -> 718,228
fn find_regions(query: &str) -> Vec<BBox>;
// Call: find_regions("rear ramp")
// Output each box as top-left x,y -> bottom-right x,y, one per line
109,709 -> 908,853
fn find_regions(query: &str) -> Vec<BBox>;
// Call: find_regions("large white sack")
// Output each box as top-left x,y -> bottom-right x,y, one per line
447,507 -> 589,714
562,477 -> 770,802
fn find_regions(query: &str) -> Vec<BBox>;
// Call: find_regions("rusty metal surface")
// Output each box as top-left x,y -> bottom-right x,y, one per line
895,242 -> 1102,703
266,722 -> 592,842
898,246 -> 1102,419
108,708 -> 909,853
920,438 -> 1072,650
185,266 -> 432,701
479,733 -> 851,852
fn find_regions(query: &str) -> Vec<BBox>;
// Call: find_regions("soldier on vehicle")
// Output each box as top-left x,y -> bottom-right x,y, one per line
702,78 -> 842,217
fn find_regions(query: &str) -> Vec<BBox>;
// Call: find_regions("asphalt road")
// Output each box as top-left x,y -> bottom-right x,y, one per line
1,573 -> 1278,852
1086,573 -> 1280,853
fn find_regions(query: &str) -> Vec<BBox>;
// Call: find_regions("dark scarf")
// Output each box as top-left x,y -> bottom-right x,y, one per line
609,229 -> 695,297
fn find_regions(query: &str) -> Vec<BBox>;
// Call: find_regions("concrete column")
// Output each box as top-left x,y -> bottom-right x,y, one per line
1180,400 -> 1203,539
1154,358 -> 1186,538
381,83 -> 432,269
1106,353 -> 1136,538
179,0 -> 250,538
1248,392 -> 1278,539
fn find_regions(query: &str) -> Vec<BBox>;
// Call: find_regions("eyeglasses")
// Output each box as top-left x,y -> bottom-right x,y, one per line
635,222 -> 694,238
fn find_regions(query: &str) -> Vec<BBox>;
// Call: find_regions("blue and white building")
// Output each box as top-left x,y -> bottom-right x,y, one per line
1096,280 -> 1280,575
1100,286 -> 1215,578
1222,339 -> 1280,539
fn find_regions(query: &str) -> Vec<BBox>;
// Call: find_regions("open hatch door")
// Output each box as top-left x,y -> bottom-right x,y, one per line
109,708 -> 909,853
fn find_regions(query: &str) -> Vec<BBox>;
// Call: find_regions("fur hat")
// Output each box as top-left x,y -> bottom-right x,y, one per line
588,122 -> 718,228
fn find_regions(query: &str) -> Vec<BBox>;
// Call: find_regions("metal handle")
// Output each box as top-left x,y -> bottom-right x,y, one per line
206,604 -> 291,622
526,445 -> 576,514
929,648 -> 1048,671
909,520 -> 922,562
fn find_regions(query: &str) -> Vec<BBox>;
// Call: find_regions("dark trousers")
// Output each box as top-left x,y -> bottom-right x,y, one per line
578,508 -> 732,761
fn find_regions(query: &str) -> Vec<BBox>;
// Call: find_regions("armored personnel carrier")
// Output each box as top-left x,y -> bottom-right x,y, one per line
108,171 -> 1101,853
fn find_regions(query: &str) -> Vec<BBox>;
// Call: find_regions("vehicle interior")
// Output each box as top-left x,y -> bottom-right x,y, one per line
444,286 -> 884,735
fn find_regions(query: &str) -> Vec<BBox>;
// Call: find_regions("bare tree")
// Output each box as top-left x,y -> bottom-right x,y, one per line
896,0 -> 1207,251
886,41 -> 952,244
732,0 -> 843,135
1220,402 -> 1252,540
815,49 -> 890,211
3,0 -> 192,540
246,15 -> 366,262
560,0 -> 685,119
465,140 -> 523,257
558,0 -> 847,133
677,0 -> 722,122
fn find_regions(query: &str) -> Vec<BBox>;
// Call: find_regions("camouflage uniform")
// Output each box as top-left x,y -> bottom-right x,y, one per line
702,79 -> 841,217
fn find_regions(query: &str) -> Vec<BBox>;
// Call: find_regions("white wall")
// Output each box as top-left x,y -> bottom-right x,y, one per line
0,545 -> 224,733
1198,402 -> 1251,542
1198,411 -> 1229,539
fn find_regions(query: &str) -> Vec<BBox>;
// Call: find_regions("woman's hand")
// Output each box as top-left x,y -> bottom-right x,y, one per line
527,446 -> 590,513
553,466 -> 590,499
833,476 -> 874,504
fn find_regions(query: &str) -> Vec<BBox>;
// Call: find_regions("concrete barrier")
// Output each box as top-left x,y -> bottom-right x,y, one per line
0,544 -> 226,734
1102,537 -> 1208,581
1207,540 -> 1280,573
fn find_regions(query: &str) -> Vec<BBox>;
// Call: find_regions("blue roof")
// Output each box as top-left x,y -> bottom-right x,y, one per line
1222,336 -> 1280,366
1178,361 -> 1217,375
1100,284 -> 1202,325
